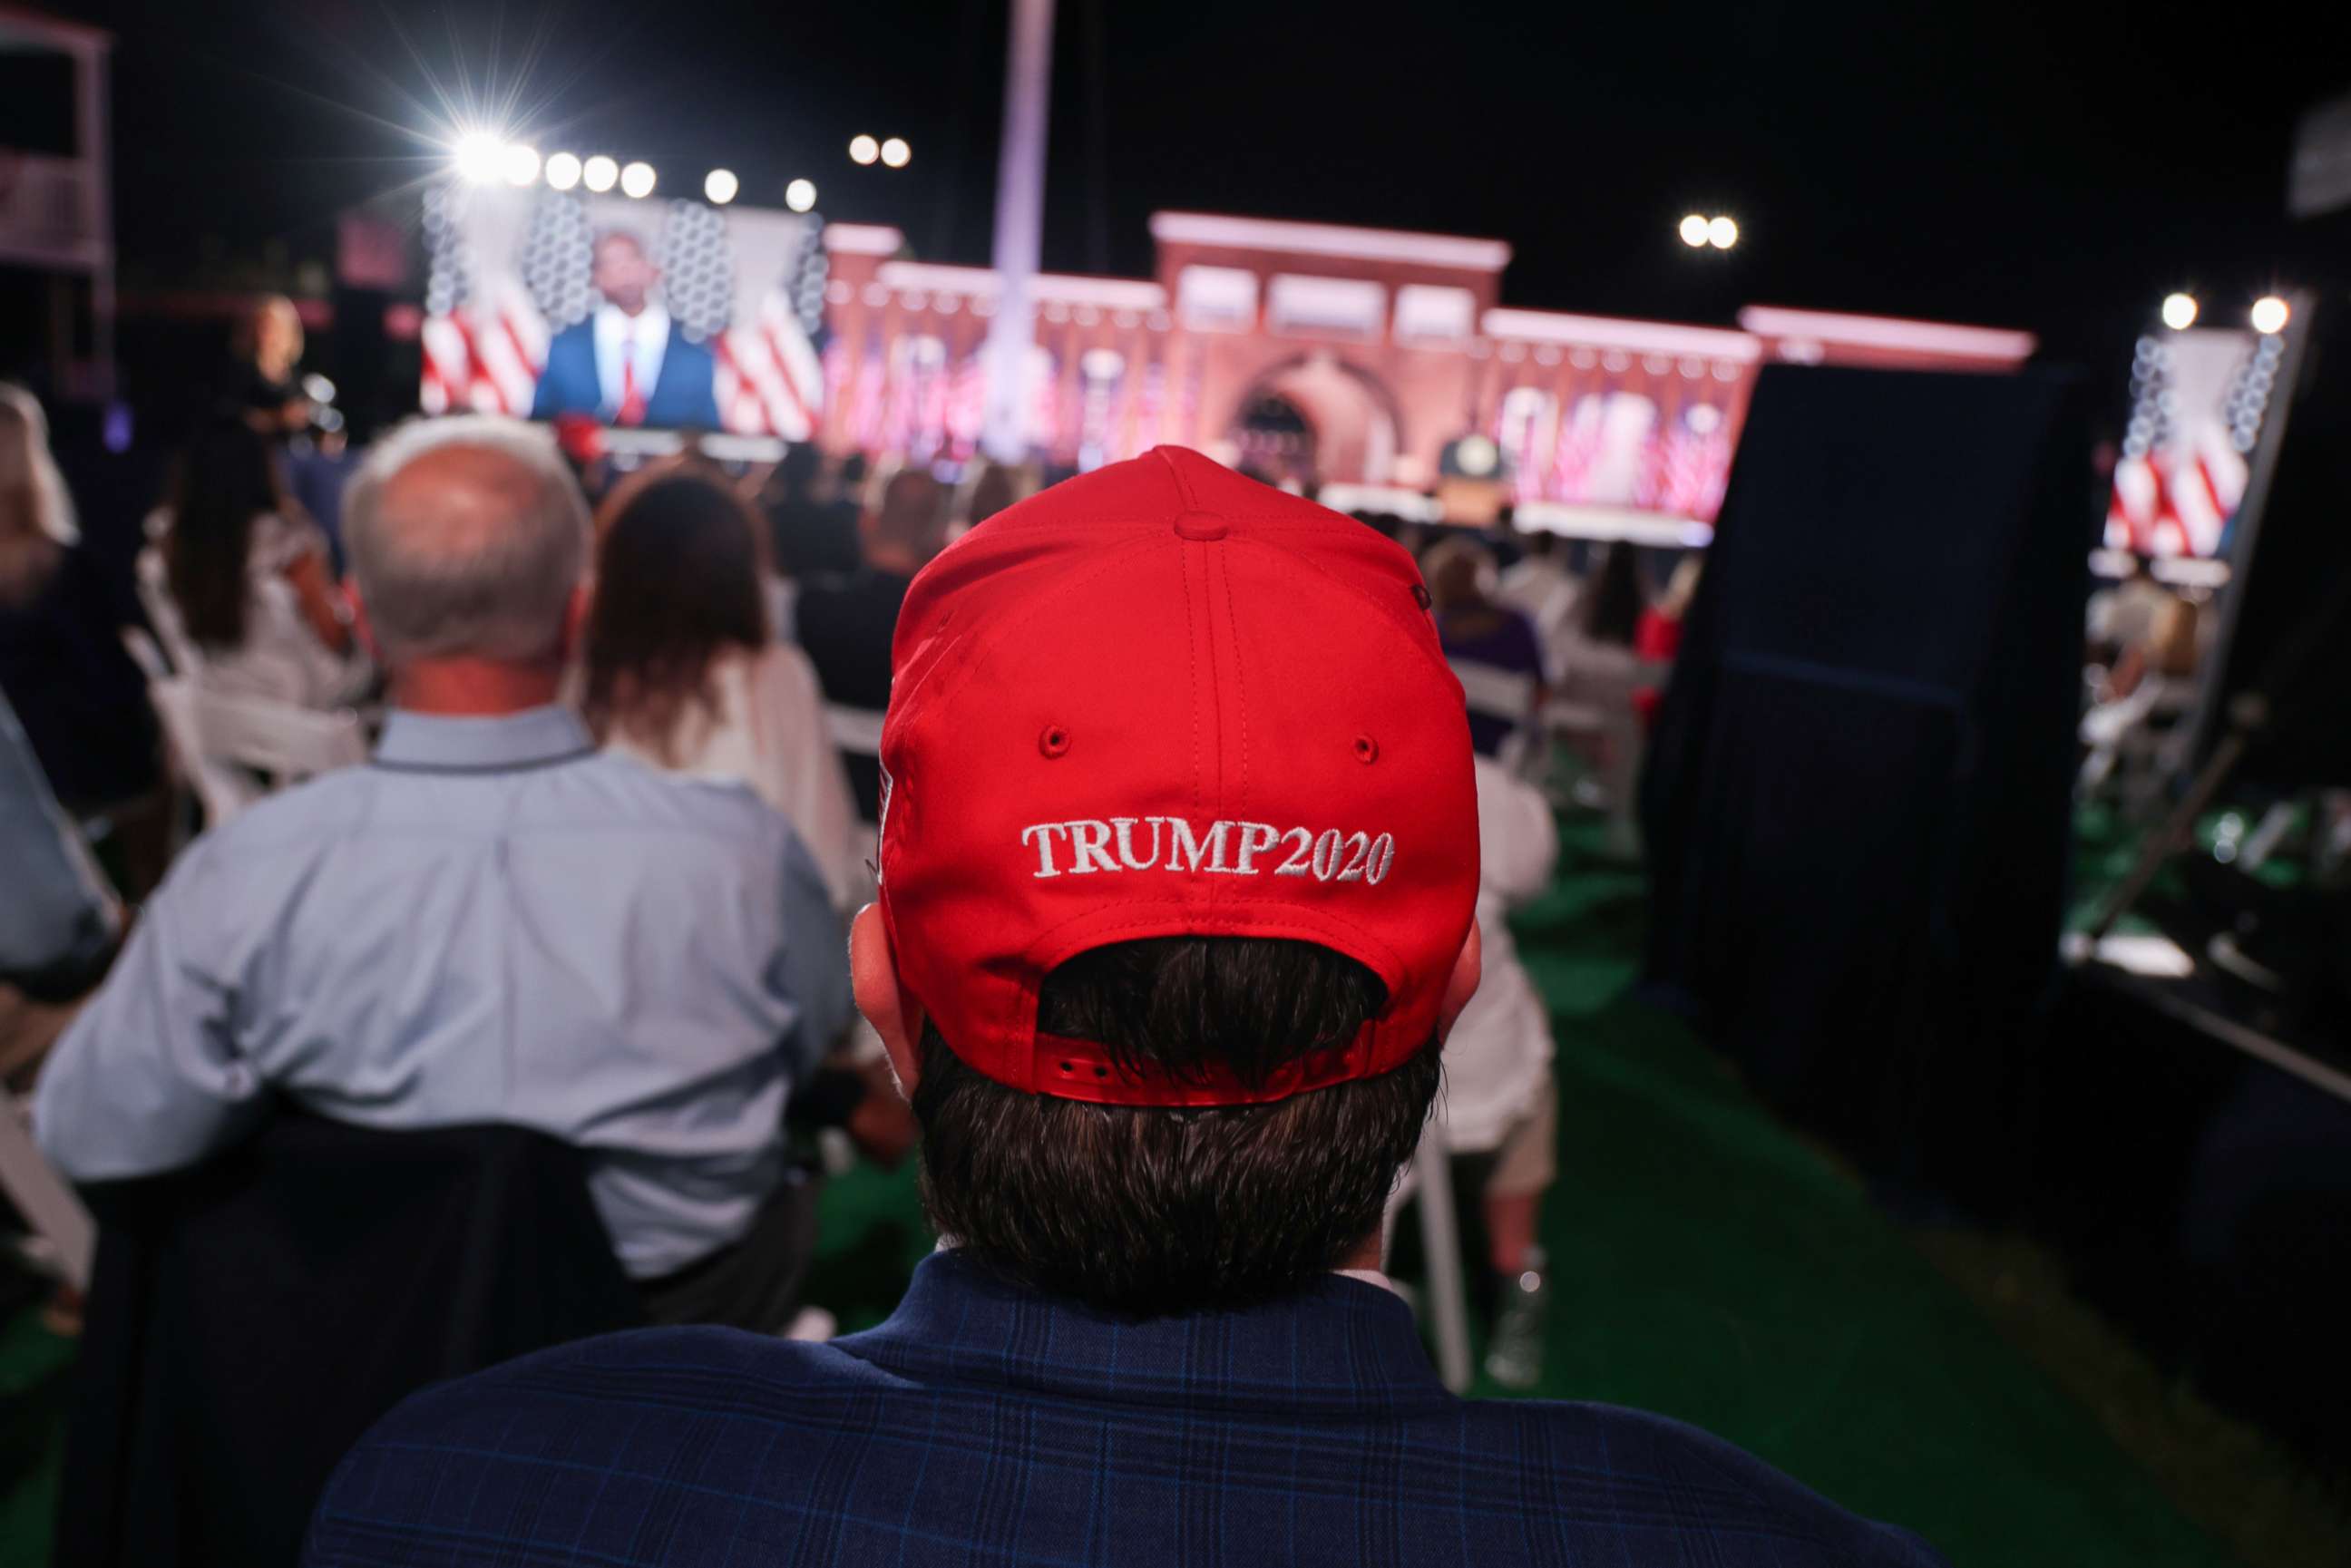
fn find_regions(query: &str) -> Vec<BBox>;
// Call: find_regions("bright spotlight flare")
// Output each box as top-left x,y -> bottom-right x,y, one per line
2161,292 -> 2199,331
501,143 -> 541,187
704,168 -> 738,205
2251,295 -> 2290,336
1706,215 -> 1739,249
785,178 -> 817,213
881,136 -> 912,169
582,154 -> 619,193
849,134 -> 880,166
620,161 -> 657,199
544,151 -> 582,190
1678,213 -> 1710,248
452,131 -> 504,186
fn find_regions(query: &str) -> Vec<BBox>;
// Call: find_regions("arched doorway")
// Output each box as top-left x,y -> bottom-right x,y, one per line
1224,353 -> 1403,486
1232,390 -> 1315,483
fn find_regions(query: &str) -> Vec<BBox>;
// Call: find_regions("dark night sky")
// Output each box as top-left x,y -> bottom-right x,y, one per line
44,0 -> 2351,365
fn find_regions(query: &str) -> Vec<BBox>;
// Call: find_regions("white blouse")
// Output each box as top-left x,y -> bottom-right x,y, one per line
140,510 -> 370,711
1435,755 -> 1560,1153
604,641 -> 866,911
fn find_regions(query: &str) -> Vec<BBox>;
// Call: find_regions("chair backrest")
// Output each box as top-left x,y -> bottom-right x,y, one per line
126,628 -> 366,829
824,702 -> 887,759
58,1111 -> 645,1568
132,549 -> 206,678
191,685 -> 367,784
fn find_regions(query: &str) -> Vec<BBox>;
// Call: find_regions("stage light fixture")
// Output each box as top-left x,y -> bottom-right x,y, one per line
501,143 -> 541,187
2250,295 -> 2289,335
1678,214 -> 1710,247
1706,215 -> 1739,249
582,154 -> 619,192
850,134 -> 880,166
544,151 -> 582,190
785,178 -> 817,212
619,161 -> 657,199
453,131 -> 503,185
705,168 -> 739,205
2161,292 -> 2198,330
881,136 -> 912,169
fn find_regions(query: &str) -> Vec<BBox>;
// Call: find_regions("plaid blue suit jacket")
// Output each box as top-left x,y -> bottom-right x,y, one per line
307,1252 -> 1945,1566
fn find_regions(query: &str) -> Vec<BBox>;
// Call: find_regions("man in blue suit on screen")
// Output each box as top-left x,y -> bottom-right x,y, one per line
530,229 -> 721,430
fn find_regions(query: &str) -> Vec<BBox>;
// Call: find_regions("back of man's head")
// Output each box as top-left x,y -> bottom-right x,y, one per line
863,465 -> 947,565
855,446 -> 1481,1318
344,416 -> 590,667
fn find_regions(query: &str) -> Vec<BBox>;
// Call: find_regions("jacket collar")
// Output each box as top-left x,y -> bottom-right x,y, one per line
372,705 -> 596,774
835,1251 -> 1452,1417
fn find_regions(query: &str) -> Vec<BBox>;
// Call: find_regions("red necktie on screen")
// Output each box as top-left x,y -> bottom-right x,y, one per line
618,336 -> 647,426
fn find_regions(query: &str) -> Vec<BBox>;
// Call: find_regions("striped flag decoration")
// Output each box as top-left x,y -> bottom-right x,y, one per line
946,349 -> 987,459
850,336 -> 888,453
1547,394 -> 1605,502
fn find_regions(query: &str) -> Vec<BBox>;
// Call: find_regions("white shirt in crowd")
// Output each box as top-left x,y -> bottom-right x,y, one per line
592,301 -> 671,416
139,510 -> 370,710
1437,754 -> 1560,1153
602,640 -> 866,911
1499,554 -> 1581,686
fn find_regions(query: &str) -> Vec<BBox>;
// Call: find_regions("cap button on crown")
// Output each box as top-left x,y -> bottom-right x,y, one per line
1173,511 -> 1229,541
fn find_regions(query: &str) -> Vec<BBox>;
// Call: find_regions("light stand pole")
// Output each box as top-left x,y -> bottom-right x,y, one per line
980,0 -> 1055,463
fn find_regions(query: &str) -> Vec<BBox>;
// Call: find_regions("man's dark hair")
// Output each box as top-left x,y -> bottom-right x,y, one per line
912,936 -> 1442,1317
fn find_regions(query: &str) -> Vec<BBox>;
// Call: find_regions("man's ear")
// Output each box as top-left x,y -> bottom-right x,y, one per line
1437,922 -> 1483,1041
559,579 -> 593,664
851,902 -> 925,1096
344,578 -> 379,663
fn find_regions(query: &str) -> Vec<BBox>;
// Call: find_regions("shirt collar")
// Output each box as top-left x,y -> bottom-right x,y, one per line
373,705 -> 596,774
839,1251 -> 1449,1415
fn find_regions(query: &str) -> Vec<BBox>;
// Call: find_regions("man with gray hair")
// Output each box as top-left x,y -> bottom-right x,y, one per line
34,417 -> 851,1325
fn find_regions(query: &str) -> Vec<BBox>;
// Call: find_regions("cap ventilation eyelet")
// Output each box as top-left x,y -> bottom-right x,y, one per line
1353,735 -> 1380,765
1039,725 -> 1071,758
1411,583 -> 1433,611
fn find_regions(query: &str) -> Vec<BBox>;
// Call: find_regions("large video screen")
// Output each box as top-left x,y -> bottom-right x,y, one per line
2105,326 -> 2281,558
419,185 -> 826,438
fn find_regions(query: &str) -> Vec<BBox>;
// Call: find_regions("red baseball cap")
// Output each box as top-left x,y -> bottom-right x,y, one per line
876,445 -> 1478,1106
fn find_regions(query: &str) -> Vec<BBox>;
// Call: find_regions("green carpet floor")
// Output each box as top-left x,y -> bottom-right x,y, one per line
0,815 -> 2240,1565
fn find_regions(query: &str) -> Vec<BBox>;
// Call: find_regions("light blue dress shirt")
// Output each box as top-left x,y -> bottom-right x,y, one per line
33,705 -> 852,1278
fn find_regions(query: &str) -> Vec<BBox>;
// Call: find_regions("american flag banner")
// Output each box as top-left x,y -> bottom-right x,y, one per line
1133,359 -> 1166,452
879,338 -> 924,457
821,334 -> 853,422
1077,348 -> 1126,472
1656,404 -> 1730,519
945,349 -> 987,459
2105,328 -> 2271,557
1026,346 -> 1060,455
915,344 -> 951,460
1547,394 -> 1605,502
849,336 -> 889,453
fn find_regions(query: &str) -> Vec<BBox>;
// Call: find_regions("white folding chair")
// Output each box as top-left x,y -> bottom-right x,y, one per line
132,550 -> 207,678
0,1090 -> 92,1290
124,629 -> 366,830
824,703 -> 890,825
1382,1119 -> 1475,1393
1543,653 -> 1669,856
1451,661 -> 1542,776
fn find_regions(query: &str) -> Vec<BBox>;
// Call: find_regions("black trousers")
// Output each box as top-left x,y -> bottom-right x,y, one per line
638,1169 -> 822,1334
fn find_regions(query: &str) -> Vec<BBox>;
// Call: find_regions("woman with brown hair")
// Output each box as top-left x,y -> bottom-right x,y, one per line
144,418 -> 366,707
584,466 -> 861,909
0,384 -> 163,839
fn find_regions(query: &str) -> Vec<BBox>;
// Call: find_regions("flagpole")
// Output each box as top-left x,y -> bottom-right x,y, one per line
980,0 -> 1055,463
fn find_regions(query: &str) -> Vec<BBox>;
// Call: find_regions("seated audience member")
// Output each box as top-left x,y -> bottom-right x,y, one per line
144,419 -> 369,707
0,686 -> 121,1079
1425,533 -> 1546,761
585,467 -> 863,908
0,385 -> 164,847
1439,748 -> 1563,1388
1499,518 -> 1580,679
794,464 -> 947,822
35,416 -> 852,1329
958,458 -> 1030,531
310,449 -> 1944,1568
1630,553 -> 1702,725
